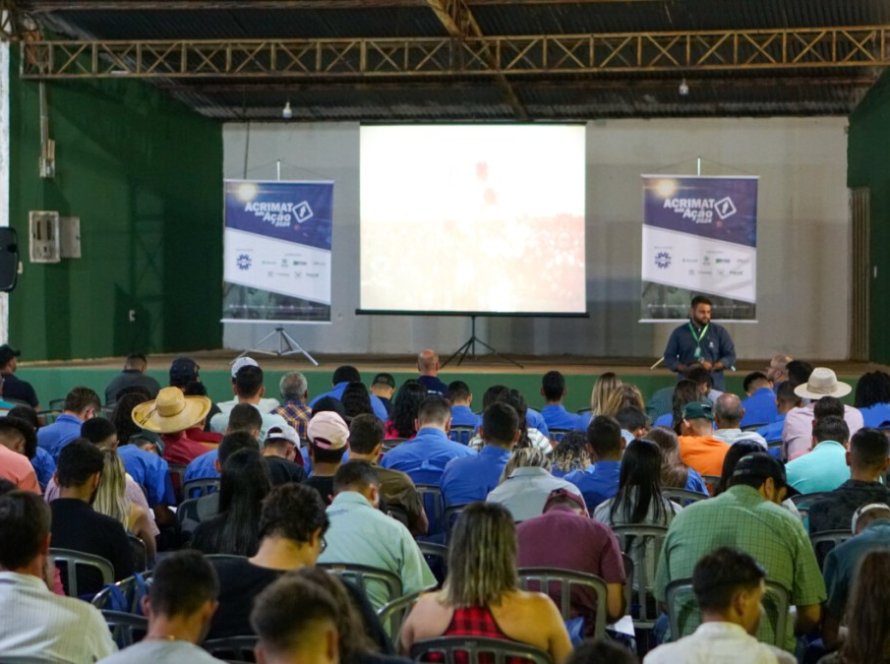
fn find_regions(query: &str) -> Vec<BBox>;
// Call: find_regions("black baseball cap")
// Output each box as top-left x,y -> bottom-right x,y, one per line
0,344 -> 20,365
169,357 -> 200,387
732,452 -> 798,497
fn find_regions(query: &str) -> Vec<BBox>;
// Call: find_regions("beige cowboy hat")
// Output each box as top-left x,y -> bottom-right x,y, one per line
793,367 -> 852,400
131,386 -> 212,434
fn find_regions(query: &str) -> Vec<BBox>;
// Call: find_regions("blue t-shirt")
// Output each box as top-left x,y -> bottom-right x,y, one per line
441,445 -> 511,507
859,402 -> 890,428
565,460 -> 622,510
757,416 -> 786,443
31,447 -> 56,489
37,414 -> 84,460
117,443 -> 175,506
540,404 -> 586,432
380,427 -> 476,486
185,449 -> 219,482
309,382 -> 388,421
740,387 -> 779,428
526,408 -> 550,437
450,405 -> 481,429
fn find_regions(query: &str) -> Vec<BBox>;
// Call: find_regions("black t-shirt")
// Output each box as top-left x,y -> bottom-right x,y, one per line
305,475 -> 336,504
3,373 -> 39,407
265,455 -> 308,486
50,498 -> 134,595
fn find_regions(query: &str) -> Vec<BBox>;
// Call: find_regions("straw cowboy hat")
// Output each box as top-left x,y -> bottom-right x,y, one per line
793,367 -> 852,400
131,387 -> 212,434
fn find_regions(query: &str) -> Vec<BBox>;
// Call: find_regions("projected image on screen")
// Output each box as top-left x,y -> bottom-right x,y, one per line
360,125 -> 586,314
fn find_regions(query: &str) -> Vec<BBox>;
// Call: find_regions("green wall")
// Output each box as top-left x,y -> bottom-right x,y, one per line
7,53 -> 223,360
849,70 -> 890,363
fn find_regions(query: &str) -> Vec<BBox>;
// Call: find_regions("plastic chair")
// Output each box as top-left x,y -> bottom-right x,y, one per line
318,563 -> 403,606
665,578 -> 790,646
621,553 -> 634,621
449,426 -> 476,446
50,548 -> 114,598
517,567 -> 609,639
128,534 -> 149,572
790,491 -> 832,524
661,488 -> 708,506
411,637 -> 550,664
611,525 -> 668,633
418,540 -> 448,586
168,463 -> 187,503
444,504 -> 467,538
182,477 -> 221,500
377,589 -> 425,647
383,437 -> 407,452
810,529 -> 852,569
204,635 -> 258,662
416,484 -> 446,537
102,610 -> 148,648
92,571 -> 154,613
548,428 -> 571,444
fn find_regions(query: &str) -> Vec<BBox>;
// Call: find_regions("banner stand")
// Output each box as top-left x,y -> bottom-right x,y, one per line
237,326 -> 320,366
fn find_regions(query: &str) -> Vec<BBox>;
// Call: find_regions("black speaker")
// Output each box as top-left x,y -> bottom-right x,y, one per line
0,228 -> 19,292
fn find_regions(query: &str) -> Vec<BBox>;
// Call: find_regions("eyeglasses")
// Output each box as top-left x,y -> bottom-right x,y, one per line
319,536 -> 327,553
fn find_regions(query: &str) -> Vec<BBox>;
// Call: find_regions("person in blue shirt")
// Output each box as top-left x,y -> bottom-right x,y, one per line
854,371 -> 890,428
539,370 -> 586,433
662,295 -> 736,391
447,380 -> 481,429
185,403 -> 263,483
740,372 -> 779,428
565,415 -> 626,510
616,406 -> 650,443
37,387 -> 101,460
380,395 -> 475,486
757,382 -> 802,448
308,365 -> 388,422
441,401 -> 519,507
416,349 -> 449,396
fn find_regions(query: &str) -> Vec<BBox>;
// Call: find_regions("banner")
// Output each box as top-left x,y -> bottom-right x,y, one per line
222,179 -> 333,323
640,175 -> 758,322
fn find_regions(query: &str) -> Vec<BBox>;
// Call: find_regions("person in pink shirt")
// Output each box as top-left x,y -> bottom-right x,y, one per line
0,417 -> 39,493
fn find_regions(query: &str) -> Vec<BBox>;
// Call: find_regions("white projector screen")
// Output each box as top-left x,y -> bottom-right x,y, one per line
359,125 -> 587,315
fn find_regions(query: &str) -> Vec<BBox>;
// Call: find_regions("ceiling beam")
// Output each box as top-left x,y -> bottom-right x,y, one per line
19,0 -> 661,11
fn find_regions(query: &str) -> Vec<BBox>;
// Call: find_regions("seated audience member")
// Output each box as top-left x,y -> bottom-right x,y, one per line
416,348 -> 449,396
168,356 -> 201,390
178,432 -> 262,540
785,415 -> 851,494
305,411 -> 351,503
370,372 -> 396,417
712,393 -> 768,449
565,416 -> 626,510
677,401 -> 730,478
740,371 -> 779,428
400,502 -> 572,663
645,548 -> 795,664
550,431 -> 591,478
104,353 -> 161,405
347,414 -> 428,537
133,387 -> 216,466
653,379 -> 698,430
380,395 -> 475,486
384,380 -> 427,440
318,461 -> 435,610
756,381 -> 801,445
822,509 -> 890,651
487,446 -> 585,522
0,344 -> 40,408
470,387 -> 550,455
0,491 -> 116,660
615,406 -> 650,443
50,440 -> 134,591
809,428 -> 890,534
600,385 -> 647,421
207,482 -> 328,639
518,489 -> 626,631
310,365 -> 389,421
8,407 -> 53,489
191,447 -> 271,556
644,426 -> 708,494
215,357 -> 280,415
687,367 -> 723,404
274,371 -> 312,440
0,416 -> 40,492
447,380 -> 480,429
783,368 -> 863,461
767,353 -> 794,387
441,402 -> 519,507
590,372 -> 623,417
98,551 -> 223,663
713,441 -> 801,518
185,403 -> 263,483
37,386 -> 101,460
540,370 -> 586,432
250,574 -> 340,664
263,424 -> 308,485
181,382 -> 224,444
853,370 -> 890,428
655,453 -> 824,651
209,365 -> 288,439
341,381 -> 375,422
568,638 -> 639,664
594,440 -> 681,588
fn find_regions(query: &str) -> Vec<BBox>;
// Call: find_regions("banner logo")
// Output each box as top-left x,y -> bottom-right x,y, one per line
655,251 -> 671,269
236,254 -> 252,271
714,197 -> 737,220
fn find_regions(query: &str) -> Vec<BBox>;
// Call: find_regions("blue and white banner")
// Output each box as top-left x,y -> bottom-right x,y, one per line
640,175 -> 758,321
222,180 -> 333,323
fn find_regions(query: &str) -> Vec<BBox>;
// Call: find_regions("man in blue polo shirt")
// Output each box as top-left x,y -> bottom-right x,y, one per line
380,395 -> 475,485
308,365 -> 388,421
565,415 -> 625,510
441,402 -> 519,507
662,295 -> 736,391
37,387 -> 101,460
447,380 -> 481,429
740,372 -> 779,428
416,349 -> 449,396
539,370 -> 586,433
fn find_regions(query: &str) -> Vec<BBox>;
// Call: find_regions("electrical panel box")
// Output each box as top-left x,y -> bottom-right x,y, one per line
60,216 -> 81,259
28,210 -> 60,263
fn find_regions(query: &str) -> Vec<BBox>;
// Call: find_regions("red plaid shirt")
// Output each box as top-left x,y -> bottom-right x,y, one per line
420,607 -> 532,664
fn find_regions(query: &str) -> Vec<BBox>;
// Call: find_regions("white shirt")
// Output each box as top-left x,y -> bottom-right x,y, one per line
782,403 -> 863,460
0,570 -> 117,663
486,466 -> 584,521
209,404 -> 288,440
215,397 -> 280,416
714,428 -> 769,450
99,640 -> 226,663
644,622 -> 796,664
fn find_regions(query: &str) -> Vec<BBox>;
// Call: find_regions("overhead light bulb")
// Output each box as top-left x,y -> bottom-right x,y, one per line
282,101 -> 293,120
678,78 -> 689,96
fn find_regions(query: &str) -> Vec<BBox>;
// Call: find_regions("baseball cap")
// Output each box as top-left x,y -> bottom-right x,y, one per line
372,372 -> 396,388
307,411 -> 350,450
732,452 -> 797,496
0,344 -> 20,365
683,401 -> 714,421
543,487 -> 588,514
169,357 -> 200,387
231,356 -> 260,379
265,424 -> 299,447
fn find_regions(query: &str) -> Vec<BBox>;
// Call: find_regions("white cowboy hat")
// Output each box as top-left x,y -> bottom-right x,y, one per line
131,387 -> 212,434
793,367 -> 852,400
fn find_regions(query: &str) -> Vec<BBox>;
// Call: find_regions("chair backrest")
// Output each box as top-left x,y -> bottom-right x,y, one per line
92,571 -> 154,613
517,567 -> 608,640
444,504 -> 468,538
418,541 -> 448,586
102,610 -> 148,649
377,589 -> 425,647
128,534 -> 149,572
182,477 -> 221,500
449,426 -> 476,446
811,529 -> 853,569
665,578 -> 790,647
548,428 -> 571,444
661,488 -> 708,506
50,547 -> 114,598
204,635 -> 259,662
318,563 -> 403,606
416,484 -> 446,536
611,525 -> 668,629
411,637 -> 551,664
621,553 -> 634,620
168,463 -> 187,503
383,437 -> 407,452
790,491 -> 831,517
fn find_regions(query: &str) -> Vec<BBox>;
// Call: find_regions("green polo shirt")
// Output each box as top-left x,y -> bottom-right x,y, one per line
655,484 -> 826,651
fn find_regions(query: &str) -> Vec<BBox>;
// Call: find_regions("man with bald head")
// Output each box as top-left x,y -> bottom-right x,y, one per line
416,349 -> 449,396
713,393 -> 768,449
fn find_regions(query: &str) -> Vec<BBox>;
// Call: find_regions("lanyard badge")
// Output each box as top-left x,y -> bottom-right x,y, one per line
688,322 -> 709,361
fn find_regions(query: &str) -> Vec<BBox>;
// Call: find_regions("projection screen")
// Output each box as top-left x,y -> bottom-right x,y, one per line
359,125 -> 587,315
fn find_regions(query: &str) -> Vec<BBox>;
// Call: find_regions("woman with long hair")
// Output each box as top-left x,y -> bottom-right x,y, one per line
551,432 -> 591,478
590,372 -> 622,416
657,379 -> 700,434
191,447 -> 271,556
385,380 -> 428,440
341,381 -> 375,422
400,502 -> 572,663
644,427 -> 708,494
600,385 -> 646,419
